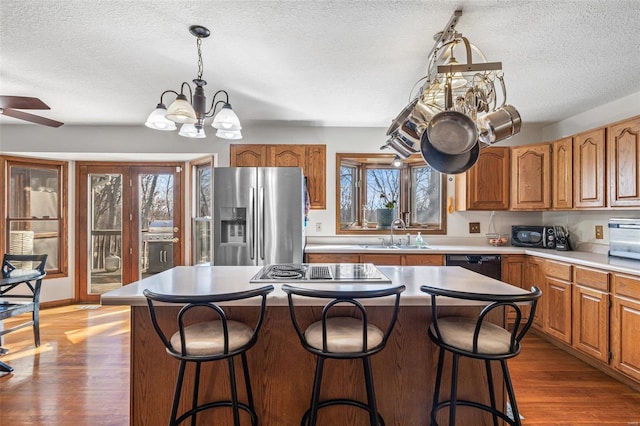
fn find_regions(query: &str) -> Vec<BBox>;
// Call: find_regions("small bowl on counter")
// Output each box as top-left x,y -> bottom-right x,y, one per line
487,233 -> 509,247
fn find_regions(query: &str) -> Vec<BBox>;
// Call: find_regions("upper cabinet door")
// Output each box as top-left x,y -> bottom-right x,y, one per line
456,146 -> 510,210
268,145 -> 305,167
552,137 -> 573,209
609,115 -> 640,207
573,127 -> 606,208
230,145 -> 268,167
510,143 -> 552,210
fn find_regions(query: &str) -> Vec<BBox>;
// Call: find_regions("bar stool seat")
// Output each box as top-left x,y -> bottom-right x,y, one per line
420,285 -> 542,426
305,317 -> 385,352
144,285 -> 274,426
282,284 -> 405,426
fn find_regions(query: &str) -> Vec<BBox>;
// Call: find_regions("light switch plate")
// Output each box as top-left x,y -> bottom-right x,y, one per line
595,225 -> 603,239
469,222 -> 481,233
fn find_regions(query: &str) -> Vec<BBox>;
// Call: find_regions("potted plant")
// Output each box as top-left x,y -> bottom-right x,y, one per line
376,193 -> 396,229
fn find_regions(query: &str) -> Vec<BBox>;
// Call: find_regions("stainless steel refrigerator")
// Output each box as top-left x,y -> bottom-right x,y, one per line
213,167 -> 305,265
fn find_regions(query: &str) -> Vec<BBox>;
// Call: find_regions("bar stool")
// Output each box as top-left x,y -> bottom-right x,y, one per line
420,285 -> 542,426
143,285 -> 274,426
282,283 -> 405,426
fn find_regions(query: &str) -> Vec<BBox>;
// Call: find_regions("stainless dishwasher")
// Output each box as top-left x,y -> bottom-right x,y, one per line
445,254 -> 502,280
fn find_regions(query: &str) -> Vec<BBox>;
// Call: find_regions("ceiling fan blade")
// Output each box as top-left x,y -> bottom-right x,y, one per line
0,108 -> 64,127
0,95 -> 50,110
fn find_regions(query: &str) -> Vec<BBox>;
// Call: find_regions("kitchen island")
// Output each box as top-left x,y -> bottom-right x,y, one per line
101,265 -> 529,425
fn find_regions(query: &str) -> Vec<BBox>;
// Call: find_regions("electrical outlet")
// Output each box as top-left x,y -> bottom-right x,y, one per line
595,225 -> 603,239
315,222 -> 322,232
469,222 -> 481,234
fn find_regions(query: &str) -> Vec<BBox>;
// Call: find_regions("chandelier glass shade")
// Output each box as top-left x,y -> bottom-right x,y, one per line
145,25 -> 242,139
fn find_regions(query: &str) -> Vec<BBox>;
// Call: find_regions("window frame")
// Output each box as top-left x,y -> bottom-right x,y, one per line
335,153 -> 447,235
1,155 -> 68,278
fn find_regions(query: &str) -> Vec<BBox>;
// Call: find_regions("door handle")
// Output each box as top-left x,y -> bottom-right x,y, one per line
172,238 -> 179,243
249,187 -> 255,260
259,186 -> 265,260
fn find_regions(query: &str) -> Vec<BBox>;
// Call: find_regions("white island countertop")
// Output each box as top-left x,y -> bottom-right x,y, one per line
100,265 -> 529,307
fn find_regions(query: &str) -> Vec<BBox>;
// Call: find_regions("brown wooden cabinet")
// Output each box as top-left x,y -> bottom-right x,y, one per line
611,273 -> 640,382
526,256 -> 545,330
572,266 -> 610,363
455,147 -> 510,210
404,254 -> 444,266
501,255 -> 526,288
543,260 -> 572,344
608,115 -> 640,207
359,254 -> 403,265
510,143 -> 552,210
552,136 -> 573,209
305,253 -> 359,263
573,127 -> 607,208
230,144 -> 326,209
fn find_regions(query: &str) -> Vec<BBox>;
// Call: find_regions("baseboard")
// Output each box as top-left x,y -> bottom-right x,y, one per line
40,299 -> 75,309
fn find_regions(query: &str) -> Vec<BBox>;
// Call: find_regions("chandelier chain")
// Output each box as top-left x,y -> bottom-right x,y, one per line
196,37 -> 204,80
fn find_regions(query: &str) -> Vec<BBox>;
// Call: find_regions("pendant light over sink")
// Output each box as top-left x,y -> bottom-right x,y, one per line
145,25 -> 242,139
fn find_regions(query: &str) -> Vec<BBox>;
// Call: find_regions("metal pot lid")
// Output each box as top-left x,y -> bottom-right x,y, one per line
426,110 -> 478,155
420,130 -> 480,174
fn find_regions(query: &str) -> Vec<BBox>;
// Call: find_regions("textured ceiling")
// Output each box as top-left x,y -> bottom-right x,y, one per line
1,0 -> 639,129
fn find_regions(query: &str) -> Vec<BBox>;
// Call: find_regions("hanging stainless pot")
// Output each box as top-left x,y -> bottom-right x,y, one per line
426,110 -> 478,155
420,129 -> 480,174
387,98 -> 419,136
478,104 -> 521,145
384,131 -> 419,159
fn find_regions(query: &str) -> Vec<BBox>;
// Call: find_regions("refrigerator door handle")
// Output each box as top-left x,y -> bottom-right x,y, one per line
249,187 -> 255,260
259,186 -> 265,260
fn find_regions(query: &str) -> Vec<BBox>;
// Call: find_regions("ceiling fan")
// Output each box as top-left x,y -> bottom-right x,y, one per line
0,96 -> 64,127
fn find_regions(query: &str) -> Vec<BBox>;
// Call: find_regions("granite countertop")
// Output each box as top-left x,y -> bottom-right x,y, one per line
304,243 -> 640,276
100,265 -> 527,307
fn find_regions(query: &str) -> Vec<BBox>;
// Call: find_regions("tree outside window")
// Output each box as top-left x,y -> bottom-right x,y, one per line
337,153 -> 446,234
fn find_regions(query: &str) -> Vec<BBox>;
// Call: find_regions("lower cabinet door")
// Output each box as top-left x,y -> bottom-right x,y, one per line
544,277 -> 572,344
612,295 -> 640,381
572,285 -> 609,363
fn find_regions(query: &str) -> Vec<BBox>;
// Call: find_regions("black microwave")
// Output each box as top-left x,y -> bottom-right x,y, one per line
511,226 -> 556,248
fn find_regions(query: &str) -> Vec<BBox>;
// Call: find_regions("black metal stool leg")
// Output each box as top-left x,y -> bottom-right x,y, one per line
228,356 -> 241,426
171,360 -> 187,426
362,356 -> 382,426
307,356 -> 325,426
241,351 -> 257,425
485,359 -> 499,426
449,353 -> 459,426
431,347 -> 445,425
501,359 -> 521,426
191,361 -> 201,426
33,308 -> 40,347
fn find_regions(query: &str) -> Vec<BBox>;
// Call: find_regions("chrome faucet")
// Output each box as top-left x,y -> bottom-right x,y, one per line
389,218 -> 406,245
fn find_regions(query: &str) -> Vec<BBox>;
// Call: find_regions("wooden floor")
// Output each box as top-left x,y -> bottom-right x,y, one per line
1,306 -> 640,425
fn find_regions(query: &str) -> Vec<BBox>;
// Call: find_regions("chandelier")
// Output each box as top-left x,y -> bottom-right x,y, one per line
145,25 -> 242,140
383,10 -> 521,174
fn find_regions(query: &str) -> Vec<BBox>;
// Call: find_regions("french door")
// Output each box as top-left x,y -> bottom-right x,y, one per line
76,163 -> 183,303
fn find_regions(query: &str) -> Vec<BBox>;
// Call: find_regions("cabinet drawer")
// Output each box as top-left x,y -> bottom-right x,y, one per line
544,260 -> 572,281
574,266 -> 609,292
613,273 -> 640,300
306,253 -> 359,263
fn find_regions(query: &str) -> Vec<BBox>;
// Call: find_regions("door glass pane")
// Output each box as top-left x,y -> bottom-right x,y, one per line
139,173 -> 174,278
88,174 -> 123,294
193,164 -> 212,265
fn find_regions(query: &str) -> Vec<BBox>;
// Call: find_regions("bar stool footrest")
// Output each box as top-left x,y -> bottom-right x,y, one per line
302,398 -> 385,426
432,399 -> 517,426
175,400 -> 257,425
